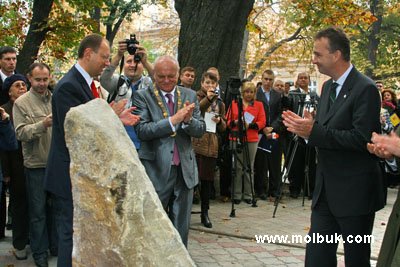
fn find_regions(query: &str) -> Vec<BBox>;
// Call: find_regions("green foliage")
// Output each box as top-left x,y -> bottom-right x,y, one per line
103,0 -> 141,26
140,39 -> 159,63
41,1 -> 97,61
65,0 -> 102,11
246,0 -> 399,82
351,1 -> 400,82
0,0 -> 32,49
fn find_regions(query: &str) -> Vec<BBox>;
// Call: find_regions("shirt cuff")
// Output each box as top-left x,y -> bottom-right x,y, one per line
168,117 -> 176,132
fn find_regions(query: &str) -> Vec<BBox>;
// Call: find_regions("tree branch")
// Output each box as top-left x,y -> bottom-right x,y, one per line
247,27 -> 303,81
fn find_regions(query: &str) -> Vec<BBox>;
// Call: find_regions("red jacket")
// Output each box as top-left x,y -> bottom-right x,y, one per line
226,100 -> 266,142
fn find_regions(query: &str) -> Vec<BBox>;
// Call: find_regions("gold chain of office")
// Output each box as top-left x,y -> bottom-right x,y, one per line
153,87 -> 183,137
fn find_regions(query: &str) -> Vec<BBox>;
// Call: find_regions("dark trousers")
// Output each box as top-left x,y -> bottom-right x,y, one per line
305,191 -> 375,267
53,194 -> 73,267
11,166 -> 29,250
0,182 -> 6,237
200,181 -> 213,211
25,168 -> 58,260
254,143 -> 282,197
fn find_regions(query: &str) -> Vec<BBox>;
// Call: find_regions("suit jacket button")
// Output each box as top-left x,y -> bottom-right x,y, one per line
170,151 -> 173,153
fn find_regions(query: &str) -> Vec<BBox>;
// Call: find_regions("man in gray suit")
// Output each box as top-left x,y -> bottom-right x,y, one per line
133,56 -> 205,246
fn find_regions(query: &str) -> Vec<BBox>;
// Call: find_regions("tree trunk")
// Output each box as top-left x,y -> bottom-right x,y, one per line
175,0 -> 255,90
366,0 -> 383,78
91,7 -> 101,33
105,17 -> 125,48
17,0 -> 53,75
239,29 -> 249,80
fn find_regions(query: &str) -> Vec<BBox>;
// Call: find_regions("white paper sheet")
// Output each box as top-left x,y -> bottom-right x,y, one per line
244,111 -> 254,124
204,112 -> 217,133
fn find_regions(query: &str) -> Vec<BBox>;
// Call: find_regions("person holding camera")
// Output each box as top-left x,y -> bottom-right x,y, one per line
192,72 -> 226,228
100,37 -> 154,149
226,82 -> 266,204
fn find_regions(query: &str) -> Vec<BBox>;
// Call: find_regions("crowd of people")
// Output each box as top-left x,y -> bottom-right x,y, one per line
0,26 -> 399,267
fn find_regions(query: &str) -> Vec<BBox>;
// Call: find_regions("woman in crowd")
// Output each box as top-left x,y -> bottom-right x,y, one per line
192,72 -> 226,228
226,82 -> 266,204
381,89 -> 398,117
0,74 -> 29,259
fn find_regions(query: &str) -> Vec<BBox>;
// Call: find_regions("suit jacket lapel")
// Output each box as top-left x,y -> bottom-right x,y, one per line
321,68 -> 357,124
174,87 -> 180,113
72,66 -> 93,100
257,88 -> 269,107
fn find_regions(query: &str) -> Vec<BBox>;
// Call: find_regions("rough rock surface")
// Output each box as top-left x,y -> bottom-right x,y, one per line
64,99 -> 195,267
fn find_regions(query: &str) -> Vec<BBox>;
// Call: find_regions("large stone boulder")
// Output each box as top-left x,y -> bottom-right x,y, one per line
64,99 -> 195,267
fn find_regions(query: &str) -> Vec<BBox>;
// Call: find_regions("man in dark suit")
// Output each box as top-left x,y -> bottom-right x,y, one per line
0,46 -> 18,105
254,69 -> 285,200
283,27 -> 384,267
45,34 -> 139,267
133,56 -> 205,246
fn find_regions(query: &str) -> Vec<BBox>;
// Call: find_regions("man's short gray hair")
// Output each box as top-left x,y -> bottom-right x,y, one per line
154,55 -> 180,70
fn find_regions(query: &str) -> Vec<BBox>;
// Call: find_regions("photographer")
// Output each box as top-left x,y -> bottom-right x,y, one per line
100,37 -> 154,149
192,72 -> 226,228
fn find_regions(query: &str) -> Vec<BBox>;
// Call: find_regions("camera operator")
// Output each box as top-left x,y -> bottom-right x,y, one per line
192,72 -> 226,228
226,82 -> 266,204
286,72 -> 318,199
100,38 -> 154,149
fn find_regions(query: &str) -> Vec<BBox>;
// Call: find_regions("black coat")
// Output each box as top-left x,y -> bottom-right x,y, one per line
308,67 -> 384,217
256,88 -> 285,135
45,66 -> 93,199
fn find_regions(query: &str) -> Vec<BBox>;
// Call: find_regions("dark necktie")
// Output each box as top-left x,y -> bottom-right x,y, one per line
166,93 -> 180,165
329,82 -> 339,109
91,81 -> 100,98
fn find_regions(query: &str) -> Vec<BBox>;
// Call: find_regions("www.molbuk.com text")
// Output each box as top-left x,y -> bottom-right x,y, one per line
255,233 -> 374,244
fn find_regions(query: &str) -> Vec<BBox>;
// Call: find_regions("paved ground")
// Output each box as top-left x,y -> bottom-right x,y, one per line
0,187 -> 396,266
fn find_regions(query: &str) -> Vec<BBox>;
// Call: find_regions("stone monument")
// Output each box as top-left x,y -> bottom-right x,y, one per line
64,99 -> 195,266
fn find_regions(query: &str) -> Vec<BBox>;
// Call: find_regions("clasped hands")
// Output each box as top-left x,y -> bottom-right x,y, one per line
170,101 -> 195,125
110,99 -> 140,126
282,110 -> 314,139
367,132 -> 400,159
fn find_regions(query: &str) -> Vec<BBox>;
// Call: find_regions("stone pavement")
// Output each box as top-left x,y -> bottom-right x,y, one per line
0,187 -> 396,266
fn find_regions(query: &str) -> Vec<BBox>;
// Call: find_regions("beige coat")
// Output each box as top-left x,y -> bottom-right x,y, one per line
13,89 -> 52,168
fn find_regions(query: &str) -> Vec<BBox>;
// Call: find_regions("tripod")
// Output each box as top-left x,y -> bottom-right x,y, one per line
273,93 -> 317,217
227,94 -> 257,218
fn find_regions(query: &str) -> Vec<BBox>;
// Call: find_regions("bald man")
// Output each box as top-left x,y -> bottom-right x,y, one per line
133,56 -> 206,246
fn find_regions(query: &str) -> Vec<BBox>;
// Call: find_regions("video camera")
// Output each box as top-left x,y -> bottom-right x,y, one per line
228,77 -> 242,96
124,34 -> 141,62
288,91 -> 318,112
